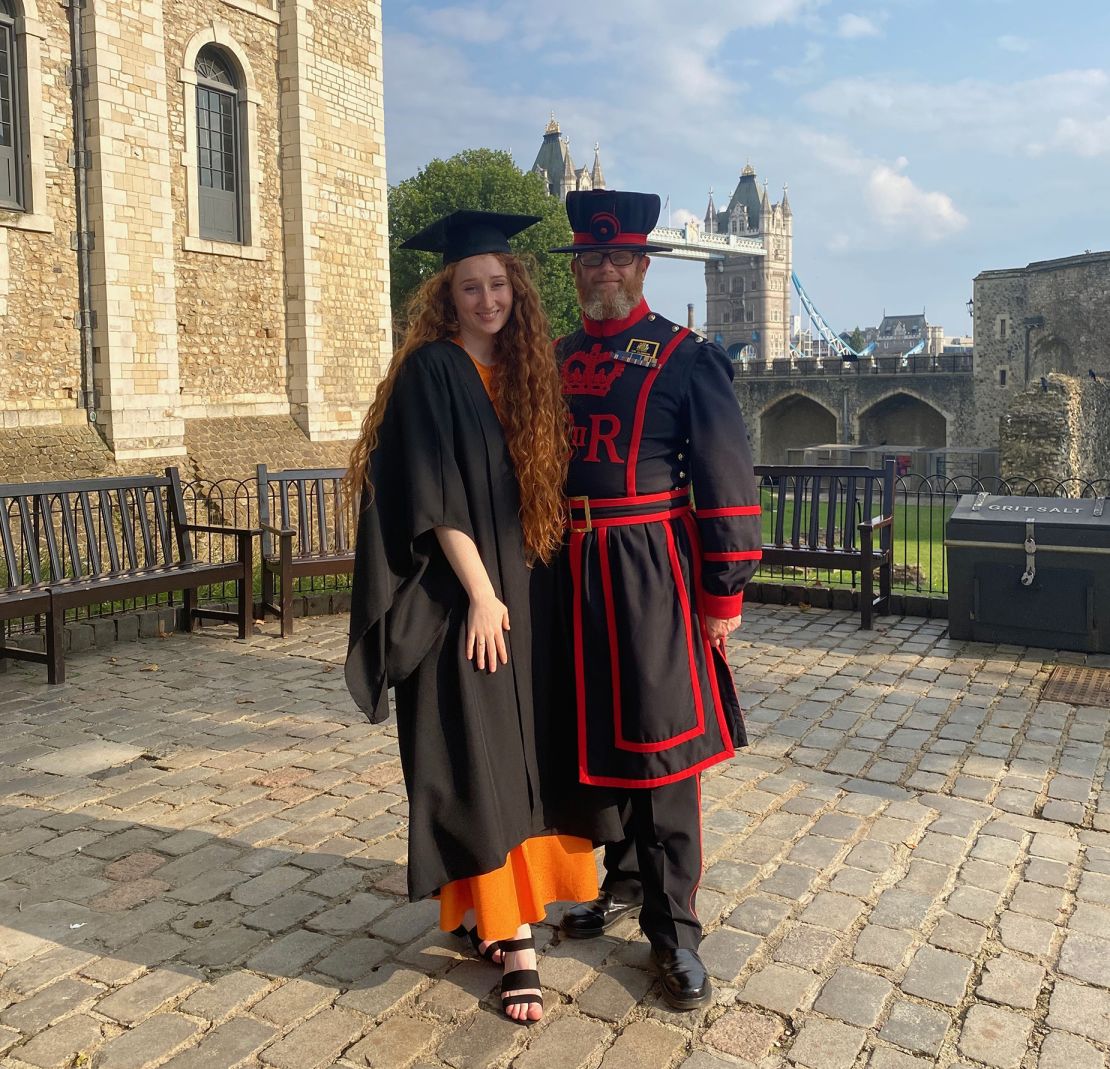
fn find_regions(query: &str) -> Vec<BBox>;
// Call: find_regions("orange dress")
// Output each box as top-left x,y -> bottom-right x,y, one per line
437,350 -> 598,940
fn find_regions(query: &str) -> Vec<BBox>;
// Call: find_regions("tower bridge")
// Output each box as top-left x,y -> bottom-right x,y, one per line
641,165 -> 979,464
646,223 -> 764,262
531,122 -> 981,464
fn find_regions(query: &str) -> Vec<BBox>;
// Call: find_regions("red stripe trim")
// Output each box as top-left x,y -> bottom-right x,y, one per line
569,487 -> 688,510
579,749 -> 731,789
703,550 -> 763,562
570,531 -> 589,782
689,774 -> 703,923
702,591 -> 744,619
696,505 -> 762,518
626,327 -> 689,496
598,530 -> 626,754
573,232 -> 650,246
682,511 -> 737,761
582,300 -> 650,338
612,523 -> 704,754
568,504 -> 691,532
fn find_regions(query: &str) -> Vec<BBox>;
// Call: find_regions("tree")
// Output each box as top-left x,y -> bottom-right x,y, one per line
846,326 -> 866,352
388,149 -> 579,338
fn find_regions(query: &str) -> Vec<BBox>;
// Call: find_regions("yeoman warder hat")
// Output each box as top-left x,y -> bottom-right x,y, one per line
550,190 -> 673,254
400,209 -> 541,265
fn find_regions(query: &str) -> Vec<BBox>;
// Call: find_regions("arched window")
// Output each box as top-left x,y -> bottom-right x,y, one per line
195,46 -> 241,242
0,0 -> 21,210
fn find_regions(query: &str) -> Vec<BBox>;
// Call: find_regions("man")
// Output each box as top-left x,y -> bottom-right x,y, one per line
551,190 -> 762,1009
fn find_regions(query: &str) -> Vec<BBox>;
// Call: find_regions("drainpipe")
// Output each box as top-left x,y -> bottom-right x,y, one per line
66,0 -> 96,422
1022,316 -> 1044,386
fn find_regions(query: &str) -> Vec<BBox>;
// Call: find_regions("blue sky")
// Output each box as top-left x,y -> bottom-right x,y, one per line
383,1 -> 1110,339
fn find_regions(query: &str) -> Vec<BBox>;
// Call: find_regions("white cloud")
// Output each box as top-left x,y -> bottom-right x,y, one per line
800,69 -> 1110,159
794,132 -> 966,242
1046,115 -> 1110,157
670,207 -> 702,227
996,34 -> 1031,53
837,13 -> 880,38
866,162 -> 968,238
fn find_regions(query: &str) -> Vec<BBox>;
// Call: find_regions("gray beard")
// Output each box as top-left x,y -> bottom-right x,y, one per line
580,288 -> 639,322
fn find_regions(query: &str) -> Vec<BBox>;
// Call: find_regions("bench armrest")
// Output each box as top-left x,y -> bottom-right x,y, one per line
859,513 -> 894,532
259,522 -> 295,537
184,522 -> 260,536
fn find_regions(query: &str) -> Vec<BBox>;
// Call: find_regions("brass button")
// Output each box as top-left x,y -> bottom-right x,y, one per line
678,470 -> 686,479
677,452 -> 685,461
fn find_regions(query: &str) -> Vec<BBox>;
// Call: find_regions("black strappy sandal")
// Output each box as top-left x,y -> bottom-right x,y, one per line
451,924 -> 502,964
498,935 -> 543,1023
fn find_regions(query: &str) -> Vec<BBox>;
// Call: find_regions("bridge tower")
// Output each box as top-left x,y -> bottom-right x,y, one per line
703,165 -> 792,360
530,115 -> 605,200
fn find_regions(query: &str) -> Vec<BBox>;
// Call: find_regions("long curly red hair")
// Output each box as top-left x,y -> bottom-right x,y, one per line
346,253 -> 568,564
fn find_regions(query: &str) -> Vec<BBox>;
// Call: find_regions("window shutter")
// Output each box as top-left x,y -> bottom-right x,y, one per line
195,64 -> 241,243
0,20 -> 20,209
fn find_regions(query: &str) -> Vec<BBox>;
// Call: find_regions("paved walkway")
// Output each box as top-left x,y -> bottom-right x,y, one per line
0,607 -> 1108,1069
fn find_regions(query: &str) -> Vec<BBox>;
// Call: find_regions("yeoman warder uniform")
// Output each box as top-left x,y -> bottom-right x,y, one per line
552,190 -> 762,1009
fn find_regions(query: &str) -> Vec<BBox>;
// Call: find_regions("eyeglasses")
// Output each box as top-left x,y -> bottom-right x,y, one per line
574,250 -> 640,268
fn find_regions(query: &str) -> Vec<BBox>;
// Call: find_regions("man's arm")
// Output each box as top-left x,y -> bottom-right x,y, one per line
686,341 -> 762,632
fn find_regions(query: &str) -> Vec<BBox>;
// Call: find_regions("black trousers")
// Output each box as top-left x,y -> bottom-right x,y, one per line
597,775 -> 703,951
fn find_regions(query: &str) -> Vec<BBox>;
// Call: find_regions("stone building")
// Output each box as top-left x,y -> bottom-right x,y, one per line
975,250 -> 1110,482
701,166 -> 792,362
0,0 -> 390,481
530,115 -> 604,201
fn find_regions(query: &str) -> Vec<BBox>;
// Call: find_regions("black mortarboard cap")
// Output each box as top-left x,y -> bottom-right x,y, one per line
550,190 -> 673,253
400,209 -> 541,265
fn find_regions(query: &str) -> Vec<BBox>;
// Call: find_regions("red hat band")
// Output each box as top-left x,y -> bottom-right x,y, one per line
572,231 -> 651,246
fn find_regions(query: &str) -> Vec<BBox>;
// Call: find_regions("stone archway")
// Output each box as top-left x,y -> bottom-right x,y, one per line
759,394 -> 837,464
858,393 -> 946,447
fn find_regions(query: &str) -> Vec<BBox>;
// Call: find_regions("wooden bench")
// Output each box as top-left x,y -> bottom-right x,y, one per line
256,465 -> 356,637
753,459 -> 895,629
0,467 -> 255,683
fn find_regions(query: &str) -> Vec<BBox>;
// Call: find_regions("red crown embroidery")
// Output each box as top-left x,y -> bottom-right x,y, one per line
562,343 -> 626,397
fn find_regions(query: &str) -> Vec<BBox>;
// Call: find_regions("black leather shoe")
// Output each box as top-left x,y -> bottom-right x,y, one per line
651,947 -> 712,1010
560,893 -> 641,939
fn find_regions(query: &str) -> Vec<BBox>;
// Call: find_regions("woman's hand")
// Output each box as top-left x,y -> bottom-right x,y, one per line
467,592 -> 510,672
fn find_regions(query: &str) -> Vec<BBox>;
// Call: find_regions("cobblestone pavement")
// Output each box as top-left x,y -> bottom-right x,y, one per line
1,607 -> 1108,1069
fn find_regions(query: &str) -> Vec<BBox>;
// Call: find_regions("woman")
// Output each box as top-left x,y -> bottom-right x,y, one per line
344,210 -> 600,1023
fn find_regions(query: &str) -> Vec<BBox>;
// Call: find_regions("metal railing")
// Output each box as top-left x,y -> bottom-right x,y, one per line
3,470 -> 1107,638
2,476 -> 354,638
738,353 -> 973,377
753,473 -> 1110,597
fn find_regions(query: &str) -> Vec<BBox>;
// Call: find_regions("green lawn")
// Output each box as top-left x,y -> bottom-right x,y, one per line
757,495 -> 952,595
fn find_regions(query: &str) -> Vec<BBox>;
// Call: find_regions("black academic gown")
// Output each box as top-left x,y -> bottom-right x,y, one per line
344,340 -> 607,902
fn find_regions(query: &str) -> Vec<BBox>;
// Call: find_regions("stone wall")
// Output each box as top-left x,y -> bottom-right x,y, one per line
184,415 -> 353,484
165,0 -> 288,420
0,0 -> 81,430
0,0 -> 388,475
0,416 -> 356,485
973,250 -> 1110,451
0,426 -> 114,483
279,0 -> 392,444
999,375 -> 1110,487
736,371 -> 976,466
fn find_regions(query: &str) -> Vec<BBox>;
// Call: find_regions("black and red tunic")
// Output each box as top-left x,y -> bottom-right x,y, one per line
558,299 -> 762,788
